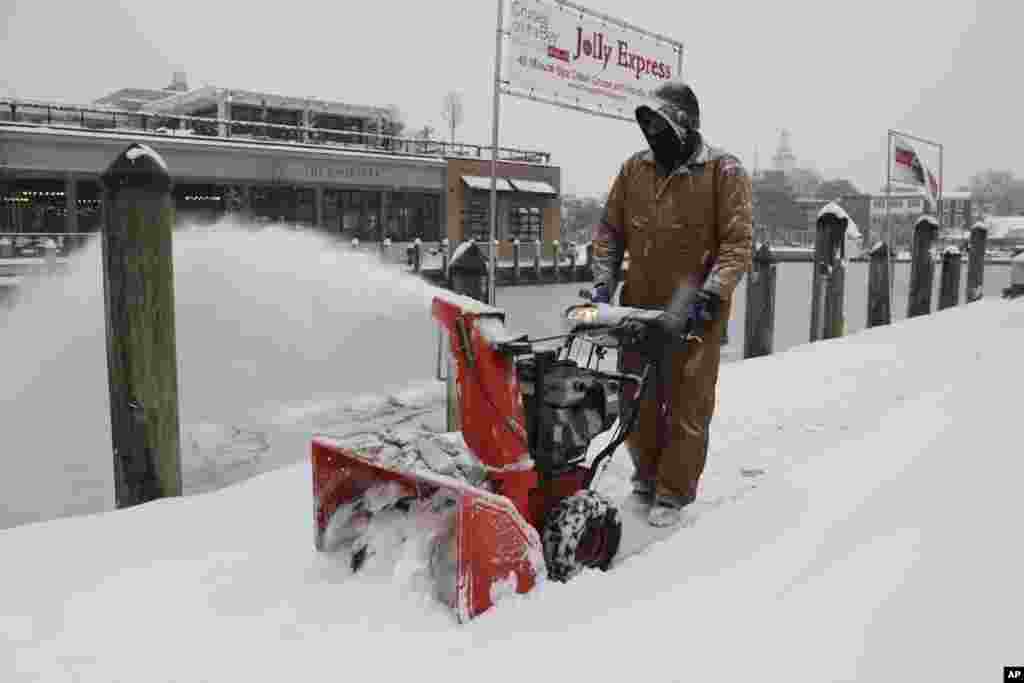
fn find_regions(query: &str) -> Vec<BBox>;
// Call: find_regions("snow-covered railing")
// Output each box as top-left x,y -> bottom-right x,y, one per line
0,98 -> 552,165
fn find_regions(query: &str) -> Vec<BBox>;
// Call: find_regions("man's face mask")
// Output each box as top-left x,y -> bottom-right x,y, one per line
639,109 -> 689,172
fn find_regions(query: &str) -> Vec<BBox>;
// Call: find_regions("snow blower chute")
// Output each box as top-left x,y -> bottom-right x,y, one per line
312,288 -> 702,622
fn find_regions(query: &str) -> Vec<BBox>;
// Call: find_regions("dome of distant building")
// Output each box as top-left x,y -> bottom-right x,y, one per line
771,129 -> 796,175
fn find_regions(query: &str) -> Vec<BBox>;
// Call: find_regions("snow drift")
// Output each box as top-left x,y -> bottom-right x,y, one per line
2,222 -> 1021,681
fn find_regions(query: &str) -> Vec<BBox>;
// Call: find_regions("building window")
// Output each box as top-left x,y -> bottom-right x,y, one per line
462,198 -> 489,241
909,199 -> 922,209
873,199 -> 885,209
889,199 -> 904,209
509,206 -> 543,241
383,192 -> 441,242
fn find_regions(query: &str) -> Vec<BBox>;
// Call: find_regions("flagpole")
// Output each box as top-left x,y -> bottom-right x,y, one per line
938,144 -> 944,230
886,131 -> 894,312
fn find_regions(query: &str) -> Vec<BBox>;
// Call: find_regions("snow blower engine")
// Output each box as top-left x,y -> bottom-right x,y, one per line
311,289 -> 702,623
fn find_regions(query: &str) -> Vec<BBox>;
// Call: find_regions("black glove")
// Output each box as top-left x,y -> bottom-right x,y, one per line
687,289 -> 721,328
619,316 -> 650,345
590,283 -> 612,304
654,310 -> 687,340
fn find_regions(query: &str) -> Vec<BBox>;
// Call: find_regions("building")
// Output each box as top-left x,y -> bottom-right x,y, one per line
981,216 -> 1024,250
866,187 -> 977,249
0,73 -> 561,252
792,194 -> 871,249
771,129 -> 797,175
938,190 -> 974,232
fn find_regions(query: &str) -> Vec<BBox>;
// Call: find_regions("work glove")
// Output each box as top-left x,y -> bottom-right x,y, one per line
589,283 -> 612,304
653,289 -> 721,341
655,310 -> 688,339
685,289 -> 721,332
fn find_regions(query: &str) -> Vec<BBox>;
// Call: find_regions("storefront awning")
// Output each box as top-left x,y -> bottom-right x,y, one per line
508,178 -> 557,195
462,175 -> 514,192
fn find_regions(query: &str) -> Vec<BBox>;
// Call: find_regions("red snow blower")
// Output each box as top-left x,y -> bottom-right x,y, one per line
311,288 -> 701,623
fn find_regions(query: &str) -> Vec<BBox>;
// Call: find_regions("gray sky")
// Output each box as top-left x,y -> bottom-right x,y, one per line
0,0 -> 1015,197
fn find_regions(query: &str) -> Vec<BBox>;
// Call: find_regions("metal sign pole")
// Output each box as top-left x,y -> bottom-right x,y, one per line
488,0 -> 506,306
886,132 -> 894,309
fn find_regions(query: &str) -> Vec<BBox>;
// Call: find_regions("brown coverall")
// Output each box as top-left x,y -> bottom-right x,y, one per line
592,139 -> 753,503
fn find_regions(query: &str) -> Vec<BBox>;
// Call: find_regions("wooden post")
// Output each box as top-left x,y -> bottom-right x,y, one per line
412,237 -> 422,273
534,239 -> 542,283
43,237 -> 58,275
867,241 -> 892,328
907,215 -> 938,318
938,248 -> 962,310
743,242 -> 776,359
552,240 -> 561,282
99,143 -> 182,508
966,225 -> 987,303
445,241 -> 490,431
512,238 -> 521,284
826,261 -> 846,338
810,211 -> 847,342
440,238 -> 450,274
493,239 -> 500,286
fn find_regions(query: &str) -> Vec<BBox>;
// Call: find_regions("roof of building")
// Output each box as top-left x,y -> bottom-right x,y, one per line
0,123 -> 449,168
93,87 -> 181,110
138,84 -> 390,120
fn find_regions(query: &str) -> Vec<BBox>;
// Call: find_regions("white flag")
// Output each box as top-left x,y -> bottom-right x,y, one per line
892,136 -> 939,210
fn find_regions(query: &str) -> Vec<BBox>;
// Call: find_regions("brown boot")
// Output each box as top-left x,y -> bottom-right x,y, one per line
647,493 -> 697,528
631,478 -> 655,502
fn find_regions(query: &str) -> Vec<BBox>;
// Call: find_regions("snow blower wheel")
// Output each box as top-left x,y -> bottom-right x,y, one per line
542,490 -> 622,582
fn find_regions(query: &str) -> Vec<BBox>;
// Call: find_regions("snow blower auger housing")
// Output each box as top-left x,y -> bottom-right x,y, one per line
312,290 -> 700,622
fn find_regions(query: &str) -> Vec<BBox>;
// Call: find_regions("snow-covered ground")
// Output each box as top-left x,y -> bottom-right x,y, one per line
2,223 -> 1021,681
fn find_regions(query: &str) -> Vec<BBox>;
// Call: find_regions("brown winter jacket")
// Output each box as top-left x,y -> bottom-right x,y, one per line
592,136 -> 753,310
591,135 -> 753,503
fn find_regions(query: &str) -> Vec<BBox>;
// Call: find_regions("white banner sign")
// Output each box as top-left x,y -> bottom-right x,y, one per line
504,0 -> 683,120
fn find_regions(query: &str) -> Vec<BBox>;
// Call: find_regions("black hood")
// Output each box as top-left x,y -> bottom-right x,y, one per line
636,106 -> 693,173
635,82 -> 700,173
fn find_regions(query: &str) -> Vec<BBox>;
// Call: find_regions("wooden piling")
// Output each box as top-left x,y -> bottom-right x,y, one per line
412,238 -> 422,273
907,215 -> 938,318
938,248 -> 962,310
966,225 -> 987,303
867,241 -> 892,328
512,238 -> 521,284
99,143 -> 182,507
810,210 -> 847,342
743,242 -> 776,359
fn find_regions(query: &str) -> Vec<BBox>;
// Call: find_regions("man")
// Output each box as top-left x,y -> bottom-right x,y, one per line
590,81 -> 753,527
